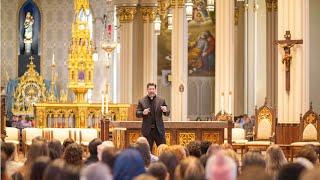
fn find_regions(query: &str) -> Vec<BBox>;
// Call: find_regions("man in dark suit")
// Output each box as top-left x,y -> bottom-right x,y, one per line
136,83 -> 170,149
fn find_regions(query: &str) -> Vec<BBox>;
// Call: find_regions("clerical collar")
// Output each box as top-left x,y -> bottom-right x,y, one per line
148,95 -> 156,100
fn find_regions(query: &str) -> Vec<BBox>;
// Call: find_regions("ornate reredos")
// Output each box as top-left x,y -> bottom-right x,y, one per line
12,57 -> 47,116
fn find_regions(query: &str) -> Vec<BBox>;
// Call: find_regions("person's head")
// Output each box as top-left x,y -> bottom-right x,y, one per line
175,156 -> 205,180
63,143 -> 83,166
134,174 -> 157,180
101,148 -> 117,170
88,138 -> 102,156
97,141 -> 115,161
157,144 -> 169,156
48,139 -> 63,160
200,154 -> 209,167
113,149 -> 146,180
131,142 -> 151,167
43,159 -> 66,180
168,145 -> 187,162
265,145 -> 287,177
222,149 -> 239,169
29,156 -> 51,180
26,141 -> 49,166
147,83 -> 157,97
277,163 -> 306,180
32,136 -> 47,144
62,138 -> 75,152
147,162 -> 169,180
159,151 -> 179,180
1,142 -> 15,161
242,151 -> 266,171
80,162 -> 112,180
300,168 -> 320,180
186,141 -> 202,158
205,153 -> 237,180
238,167 -> 272,180
206,144 -> 221,156
296,145 -> 319,165
136,137 -> 151,153
200,141 -> 212,155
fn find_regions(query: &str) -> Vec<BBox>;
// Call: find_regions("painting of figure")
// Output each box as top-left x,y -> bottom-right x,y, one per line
158,0 -> 215,76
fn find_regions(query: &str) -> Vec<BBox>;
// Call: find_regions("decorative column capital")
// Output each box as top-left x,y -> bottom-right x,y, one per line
116,6 -> 137,23
171,0 -> 185,8
266,0 -> 277,12
140,6 -> 158,23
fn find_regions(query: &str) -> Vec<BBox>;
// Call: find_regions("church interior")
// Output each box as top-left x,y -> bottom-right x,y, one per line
1,0 -> 320,179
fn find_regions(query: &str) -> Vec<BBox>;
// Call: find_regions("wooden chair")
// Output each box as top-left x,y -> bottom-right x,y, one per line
245,99 -> 276,151
51,128 -> 71,144
290,103 -> 320,160
5,127 -> 20,160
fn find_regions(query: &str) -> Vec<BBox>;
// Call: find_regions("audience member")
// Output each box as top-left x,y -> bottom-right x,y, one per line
12,141 -> 49,180
296,145 -> 319,165
186,141 -> 202,158
131,142 -> 151,167
300,168 -> 320,180
168,145 -> 187,162
48,139 -> 63,160
159,151 -> 179,180
157,144 -> 169,156
134,174 -> 157,180
206,144 -> 222,156
97,140 -> 115,161
113,149 -> 146,180
28,156 -> 51,180
63,143 -> 83,167
205,153 -> 237,180
43,159 -> 66,180
200,154 -> 209,167
80,162 -> 112,180
200,141 -> 212,155
62,138 -> 75,152
277,163 -> 306,180
238,167 -> 272,180
1,142 -> 23,177
175,156 -> 205,180
85,138 -> 102,165
147,162 -> 169,180
265,145 -> 287,178
241,151 -> 266,171
101,148 -> 117,171
136,136 -> 159,162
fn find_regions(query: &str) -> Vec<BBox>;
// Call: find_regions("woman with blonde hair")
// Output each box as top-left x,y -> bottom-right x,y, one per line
265,145 -> 287,178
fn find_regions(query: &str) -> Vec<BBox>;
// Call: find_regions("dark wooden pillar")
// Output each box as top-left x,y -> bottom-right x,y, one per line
100,117 -> 110,141
1,87 -> 7,141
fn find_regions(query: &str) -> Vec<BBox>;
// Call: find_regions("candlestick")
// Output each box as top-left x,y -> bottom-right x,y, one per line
105,84 -> 109,114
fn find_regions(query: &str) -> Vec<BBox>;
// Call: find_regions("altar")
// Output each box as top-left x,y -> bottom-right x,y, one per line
111,121 -> 233,149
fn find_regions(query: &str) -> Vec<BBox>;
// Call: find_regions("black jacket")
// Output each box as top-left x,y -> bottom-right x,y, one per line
136,95 -> 170,136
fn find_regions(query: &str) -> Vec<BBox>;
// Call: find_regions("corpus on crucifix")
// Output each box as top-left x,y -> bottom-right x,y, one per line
275,30 -> 303,92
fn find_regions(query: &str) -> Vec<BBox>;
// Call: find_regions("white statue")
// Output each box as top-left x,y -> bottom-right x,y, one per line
24,12 -> 34,54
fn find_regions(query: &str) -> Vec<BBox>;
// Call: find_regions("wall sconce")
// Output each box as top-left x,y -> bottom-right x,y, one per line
185,0 -> 193,21
154,14 -> 161,35
167,8 -> 173,30
207,0 -> 215,12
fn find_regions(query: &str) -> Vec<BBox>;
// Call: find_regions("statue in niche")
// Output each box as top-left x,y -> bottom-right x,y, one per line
24,12 -> 34,54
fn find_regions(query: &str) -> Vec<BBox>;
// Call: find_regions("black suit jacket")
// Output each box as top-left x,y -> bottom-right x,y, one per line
136,95 -> 170,136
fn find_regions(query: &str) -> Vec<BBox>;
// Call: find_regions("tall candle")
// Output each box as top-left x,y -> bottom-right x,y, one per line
105,94 -> 109,114
52,53 -> 55,66
228,91 -> 232,114
221,92 -> 224,114
101,94 -> 104,114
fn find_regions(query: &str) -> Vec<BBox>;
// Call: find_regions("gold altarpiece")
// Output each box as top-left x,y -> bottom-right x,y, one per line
29,0 -> 130,128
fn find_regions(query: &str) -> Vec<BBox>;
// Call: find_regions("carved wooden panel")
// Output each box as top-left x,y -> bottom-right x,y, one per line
202,132 -> 220,144
178,132 -> 196,146
128,131 -> 140,145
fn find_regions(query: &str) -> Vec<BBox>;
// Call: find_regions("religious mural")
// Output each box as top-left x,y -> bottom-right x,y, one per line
158,0 -> 215,77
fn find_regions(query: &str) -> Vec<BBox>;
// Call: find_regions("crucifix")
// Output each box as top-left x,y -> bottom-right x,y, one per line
275,30 -> 303,92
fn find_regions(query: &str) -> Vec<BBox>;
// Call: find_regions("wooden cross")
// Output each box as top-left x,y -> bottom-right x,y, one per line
275,31 -> 303,92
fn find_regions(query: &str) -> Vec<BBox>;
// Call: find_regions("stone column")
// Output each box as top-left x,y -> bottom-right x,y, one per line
171,0 -> 188,121
266,0 -> 278,108
140,6 -> 158,88
215,0 -> 235,115
277,0 -> 309,123
116,6 -> 137,103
